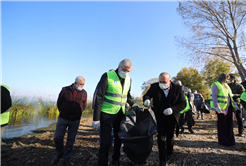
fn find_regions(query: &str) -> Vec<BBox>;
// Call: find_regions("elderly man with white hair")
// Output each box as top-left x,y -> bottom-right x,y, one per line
51,76 -> 87,166
93,59 -> 140,166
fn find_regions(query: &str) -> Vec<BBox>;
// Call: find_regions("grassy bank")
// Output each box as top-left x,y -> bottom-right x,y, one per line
9,97 -> 35,120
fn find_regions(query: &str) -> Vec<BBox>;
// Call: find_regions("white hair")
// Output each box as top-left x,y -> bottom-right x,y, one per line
176,80 -> 182,86
75,76 -> 85,83
118,59 -> 133,68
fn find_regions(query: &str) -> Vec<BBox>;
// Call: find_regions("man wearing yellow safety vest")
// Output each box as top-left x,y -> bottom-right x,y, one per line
1,84 -> 12,139
92,59 -> 140,166
210,73 -> 240,146
176,81 -> 195,134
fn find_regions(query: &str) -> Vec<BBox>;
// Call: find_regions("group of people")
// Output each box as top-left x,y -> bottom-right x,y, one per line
49,59 -> 188,166
2,58 -> 243,166
48,59 -> 246,166
210,73 -> 245,147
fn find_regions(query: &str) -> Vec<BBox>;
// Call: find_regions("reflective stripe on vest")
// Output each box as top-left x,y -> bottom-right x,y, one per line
101,71 -> 131,114
240,91 -> 246,102
210,81 -> 235,110
180,95 -> 190,114
1,84 -> 10,126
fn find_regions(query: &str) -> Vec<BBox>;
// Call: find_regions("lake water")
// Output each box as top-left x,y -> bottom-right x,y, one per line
2,109 -> 92,139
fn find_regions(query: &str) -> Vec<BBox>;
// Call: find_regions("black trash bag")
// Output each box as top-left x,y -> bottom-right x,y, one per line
118,106 -> 157,165
201,102 -> 210,113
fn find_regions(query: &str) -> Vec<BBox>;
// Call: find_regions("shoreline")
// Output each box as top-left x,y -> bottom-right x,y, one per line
2,115 -> 92,142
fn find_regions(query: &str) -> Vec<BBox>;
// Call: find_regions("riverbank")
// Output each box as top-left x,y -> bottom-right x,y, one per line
1,113 -> 246,166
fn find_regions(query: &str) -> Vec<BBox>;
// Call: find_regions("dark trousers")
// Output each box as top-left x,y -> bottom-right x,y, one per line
236,107 -> 244,135
54,117 -> 80,162
179,109 -> 193,130
217,105 -> 235,146
98,110 -> 123,166
157,116 -> 176,162
241,100 -> 246,119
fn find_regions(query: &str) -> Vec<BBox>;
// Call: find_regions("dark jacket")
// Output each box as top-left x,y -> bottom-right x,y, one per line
143,82 -> 186,136
228,82 -> 245,107
1,86 -> 12,113
93,69 -> 134,122
241,81 -> 246,90
57,84 -> 87,121
194,93 -> 204,107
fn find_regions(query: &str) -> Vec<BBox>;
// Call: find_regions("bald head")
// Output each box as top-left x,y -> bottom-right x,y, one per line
159,72 -> 171,90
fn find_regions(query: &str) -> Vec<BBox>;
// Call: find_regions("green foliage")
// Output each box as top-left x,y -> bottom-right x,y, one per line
83,100 -> 93,115
141,78 -> 158,96
132,96 -> 144,108
201,58 -> 236,88
36,97 -> 59,119
9,97 -> 35,118
172,67 -> 210,98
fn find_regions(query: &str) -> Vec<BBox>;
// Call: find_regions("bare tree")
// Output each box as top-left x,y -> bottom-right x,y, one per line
176,0 -> 246,80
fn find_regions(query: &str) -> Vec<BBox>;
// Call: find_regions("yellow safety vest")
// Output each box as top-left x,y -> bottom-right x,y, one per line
240,91 -> 246,102
210,81 -> 235,109
1,84 -> 10,126
180,95 -> 190,114
101,71 -> 131,114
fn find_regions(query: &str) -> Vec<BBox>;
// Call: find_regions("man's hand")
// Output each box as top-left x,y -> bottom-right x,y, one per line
216,107 -> 222,114
92,121 -> 100,130
163,108 -> 173,115
143,99 -> 150,107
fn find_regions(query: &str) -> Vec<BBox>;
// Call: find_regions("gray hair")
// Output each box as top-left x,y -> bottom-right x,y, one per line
176,80 -> 182,86
75,76 -> 85,83
118,59 -> 133,68
217,73 -> 228,83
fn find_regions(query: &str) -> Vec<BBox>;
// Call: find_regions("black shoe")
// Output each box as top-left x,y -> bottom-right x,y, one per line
63,161 -> 74,166
112,160 -> 121,166
51,153 -> 64,165
180,128 -> 184,134
189,129 -> 194,134
159,161 -> 166,166
166,155 -> 172,162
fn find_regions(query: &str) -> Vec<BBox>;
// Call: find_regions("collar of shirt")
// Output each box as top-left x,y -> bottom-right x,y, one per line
163,88 -> 170,97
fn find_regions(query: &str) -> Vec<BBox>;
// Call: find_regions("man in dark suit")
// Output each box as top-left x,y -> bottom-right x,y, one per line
143,72 -> 186,166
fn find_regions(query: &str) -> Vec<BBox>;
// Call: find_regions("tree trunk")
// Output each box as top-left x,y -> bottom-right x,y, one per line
234,63 -> 246,81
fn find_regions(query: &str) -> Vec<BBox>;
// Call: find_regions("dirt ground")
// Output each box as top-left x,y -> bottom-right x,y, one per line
1,112 -> 246,166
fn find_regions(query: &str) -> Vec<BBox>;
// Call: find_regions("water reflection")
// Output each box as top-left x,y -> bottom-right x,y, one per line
2,110 -> 92,139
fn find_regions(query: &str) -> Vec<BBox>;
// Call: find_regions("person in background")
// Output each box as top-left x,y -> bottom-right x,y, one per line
1,84 -> 12,140
188,88 -> 196,126
92,59 -> 140,166
176,81 -> 195,134
51,76 -> 87,166
228,74 -> 245,137
194,90 -> 205,120
210,73 -> 239,146
143,73 -> 186,166
240,74 -> 246,128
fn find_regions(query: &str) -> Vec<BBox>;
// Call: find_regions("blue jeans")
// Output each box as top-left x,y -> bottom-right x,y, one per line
54,117 -> 80,162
